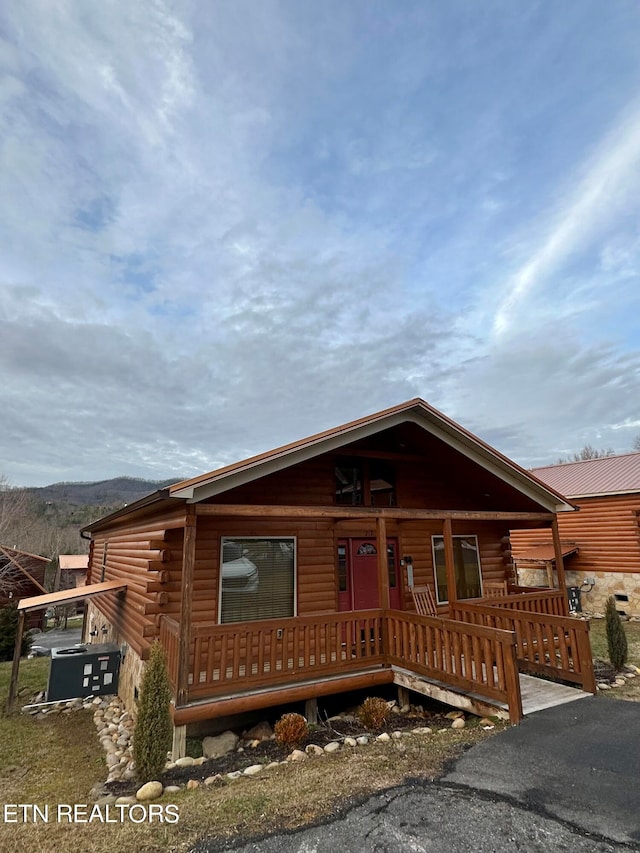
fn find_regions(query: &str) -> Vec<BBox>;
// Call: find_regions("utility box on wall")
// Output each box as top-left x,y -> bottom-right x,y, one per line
47,643 -> 120,702
567,586 -> 582,614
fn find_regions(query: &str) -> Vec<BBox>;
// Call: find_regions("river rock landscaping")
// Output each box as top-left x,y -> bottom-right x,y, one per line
91,698 -> 500,801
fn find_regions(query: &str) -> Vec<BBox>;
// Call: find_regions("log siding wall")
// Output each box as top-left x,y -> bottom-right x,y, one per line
511,494 -> 640,614
87,505 -> 187,658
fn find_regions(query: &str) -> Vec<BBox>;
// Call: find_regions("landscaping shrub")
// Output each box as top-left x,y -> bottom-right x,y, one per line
357,696 -> 389,730
133,640 -> 173,783
0,605 -> 32,662
274,712 -> 309,748
605,595 -> 628,671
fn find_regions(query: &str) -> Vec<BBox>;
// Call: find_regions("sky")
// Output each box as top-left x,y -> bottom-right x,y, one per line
1,1 -> 640,487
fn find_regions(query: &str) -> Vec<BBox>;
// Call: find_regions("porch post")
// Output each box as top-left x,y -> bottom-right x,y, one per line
551,517 -> 568,606
376,515 -> 390,609
176,504 -> 196,707
443,518 -> 457,604
7,609 -> 26,711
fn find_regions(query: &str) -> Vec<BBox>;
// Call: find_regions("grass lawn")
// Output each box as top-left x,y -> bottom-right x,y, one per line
0,658 -> 503,853
2,619 -> 638,851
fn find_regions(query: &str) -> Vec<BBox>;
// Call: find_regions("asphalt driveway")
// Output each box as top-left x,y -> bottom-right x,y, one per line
195,697 -> 640,852
29,627 -> 82,652
444,696 -> 640,847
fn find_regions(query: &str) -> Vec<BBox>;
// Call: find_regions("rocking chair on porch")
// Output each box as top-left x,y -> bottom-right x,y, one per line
410,585 -> 437,617
482,580 -> 509,598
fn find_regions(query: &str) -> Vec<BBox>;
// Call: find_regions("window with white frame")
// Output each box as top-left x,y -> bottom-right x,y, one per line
432,535 -> 482,603
219,537 -> 296,624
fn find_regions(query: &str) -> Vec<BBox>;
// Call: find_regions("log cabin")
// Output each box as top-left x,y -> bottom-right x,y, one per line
14,399 -> 597,750
511,453 -> 640,616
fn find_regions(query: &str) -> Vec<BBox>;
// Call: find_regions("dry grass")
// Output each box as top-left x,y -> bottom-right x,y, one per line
589,617 -> 640,701
1,658 -> 503,853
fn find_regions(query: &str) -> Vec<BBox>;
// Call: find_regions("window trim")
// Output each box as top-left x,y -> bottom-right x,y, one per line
431,534 -> 483,604
217,535 -> 297,624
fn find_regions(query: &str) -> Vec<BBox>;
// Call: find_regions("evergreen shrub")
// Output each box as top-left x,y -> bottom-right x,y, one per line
0,605 -> 32,662
605,595 -> 628,671
133,640 -> 173,782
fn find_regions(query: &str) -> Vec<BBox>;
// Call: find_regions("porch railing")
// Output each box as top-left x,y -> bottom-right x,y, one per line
159,607 -> 526,723
384,610 -> 522,722
450,600 -> 596,694
479,589 -> 568,617
186,610 -> 385,702
159,614 -> 180,690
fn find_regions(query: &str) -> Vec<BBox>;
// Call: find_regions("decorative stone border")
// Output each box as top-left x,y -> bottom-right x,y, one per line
91,695 -> 136,784
114,710 -> 493,800
23,696 -> 495,805
596,663 -> 640,690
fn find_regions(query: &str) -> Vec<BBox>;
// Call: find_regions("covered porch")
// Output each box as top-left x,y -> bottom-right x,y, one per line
164,503 -> 593,740
160,596 -> 595,731
160,591 -> 595,726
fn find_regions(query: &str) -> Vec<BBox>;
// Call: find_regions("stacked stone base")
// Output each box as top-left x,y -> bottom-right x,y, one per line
515,568 -> 640,618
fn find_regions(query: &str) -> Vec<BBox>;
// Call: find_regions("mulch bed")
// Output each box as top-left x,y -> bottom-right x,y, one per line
105,708 -> 463,795
593,659 -> 617,682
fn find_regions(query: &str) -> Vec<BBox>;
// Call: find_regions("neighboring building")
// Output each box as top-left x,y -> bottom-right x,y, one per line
57,554 -> 89,590
0,545 -> 48,629
511,453 -> 640,616
14,400 -> 596,745
57,554 -> 89,614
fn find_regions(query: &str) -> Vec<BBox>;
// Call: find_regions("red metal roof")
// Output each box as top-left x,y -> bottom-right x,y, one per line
514,543 -> 579,563
532,453 -> 640,498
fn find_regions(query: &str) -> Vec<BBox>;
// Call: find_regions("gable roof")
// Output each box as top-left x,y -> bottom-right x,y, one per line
168,398 -> 573,512
532,453 -> 640,499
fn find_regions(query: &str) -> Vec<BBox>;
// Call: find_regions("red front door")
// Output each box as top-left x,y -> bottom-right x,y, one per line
337,538 -> 401,611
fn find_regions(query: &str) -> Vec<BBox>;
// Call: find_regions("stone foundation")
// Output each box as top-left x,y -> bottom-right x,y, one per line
85,601 -> 145,714
515,568 -> 640,618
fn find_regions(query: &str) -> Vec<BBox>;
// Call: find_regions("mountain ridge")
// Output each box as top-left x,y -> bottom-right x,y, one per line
26,476 -> 184,506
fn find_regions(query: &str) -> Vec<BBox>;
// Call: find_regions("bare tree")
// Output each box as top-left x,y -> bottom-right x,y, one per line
573,445 -> 615,461
0,474 -> 30,546
633,435 -> 640,452
0,476 -> 36,596
557,445 -> 616,464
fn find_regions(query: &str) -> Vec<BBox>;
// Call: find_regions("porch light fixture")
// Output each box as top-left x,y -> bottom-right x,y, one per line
403,556 -> 414,587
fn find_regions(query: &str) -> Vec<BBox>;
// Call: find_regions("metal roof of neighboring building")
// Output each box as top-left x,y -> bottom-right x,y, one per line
532,453 -> 640,498
513,543 -> 579,563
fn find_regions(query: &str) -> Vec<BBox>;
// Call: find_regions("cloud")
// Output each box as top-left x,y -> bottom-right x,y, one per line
451,327 -> 640,466
1,2 -> 640,486
492,100 -> 640,336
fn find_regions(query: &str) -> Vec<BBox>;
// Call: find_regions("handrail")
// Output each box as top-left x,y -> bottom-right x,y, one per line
385,610 -> 523,723
478,589 -> 568,617
158,594 -> 591,724
451,601 -> 596,693
170,608 -> 524,723
158,615 -> 180,689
